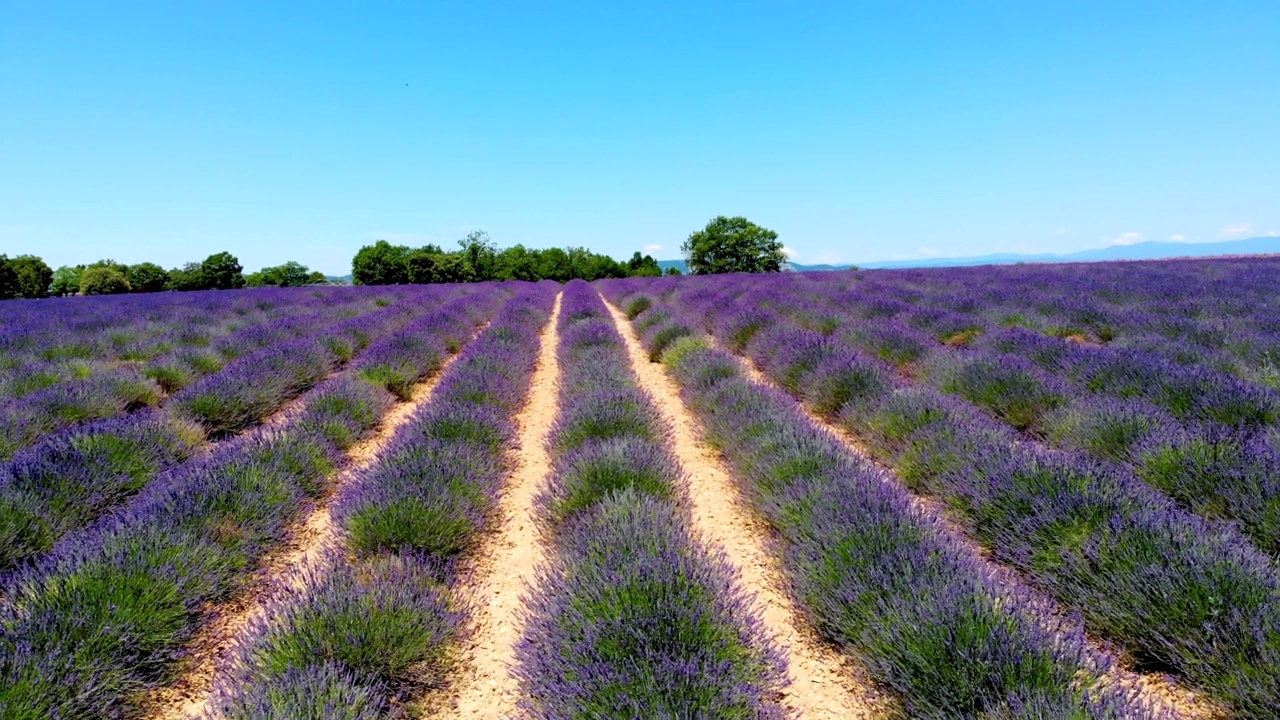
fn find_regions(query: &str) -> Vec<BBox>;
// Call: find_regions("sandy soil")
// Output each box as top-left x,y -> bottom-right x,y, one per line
603,297 -> 896,720
143,348 -> 472,720
429,292 -> 562,719
730,339 -> 1226,720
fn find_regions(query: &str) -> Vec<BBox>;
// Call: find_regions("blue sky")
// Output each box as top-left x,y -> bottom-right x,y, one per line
2,2 -> 1277,274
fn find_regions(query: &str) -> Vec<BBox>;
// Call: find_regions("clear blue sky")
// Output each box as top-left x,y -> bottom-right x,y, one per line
2,2 -> 1277,274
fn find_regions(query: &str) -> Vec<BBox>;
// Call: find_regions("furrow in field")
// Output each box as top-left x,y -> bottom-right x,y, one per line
513,280 -> 785,718
0,288 -> 505,718
0,289 -> 475,580
727,332 -> 1223,720
438,290 -> 562,718
202,283 -> 558,719
601,293 -> 892,719
603,282 -> 1185,719
144,334 -> 475,720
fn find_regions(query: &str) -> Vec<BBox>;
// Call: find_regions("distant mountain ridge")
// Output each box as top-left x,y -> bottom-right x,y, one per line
659,236 -> 1280,273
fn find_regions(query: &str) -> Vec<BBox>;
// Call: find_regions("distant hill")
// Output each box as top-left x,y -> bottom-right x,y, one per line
334,237 -> 1280,282
656,236 -> 1280,272
855,236 -> 1280,270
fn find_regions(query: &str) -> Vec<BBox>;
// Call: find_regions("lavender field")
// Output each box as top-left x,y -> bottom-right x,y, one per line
2,257 -> 1279,719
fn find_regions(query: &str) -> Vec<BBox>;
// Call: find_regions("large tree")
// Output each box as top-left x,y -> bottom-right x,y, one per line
201,252 -> 245,290
0,256 -> 18,300
167,262 -> 206,291
80,266 -> 131,295
126,262 -> 170,293
246,260 -> 322,287
8,255 -> 53,299
49,265 -> 85,296
407,251 -> 474,284
681,215 -> 785,275
352,240 -> 413,285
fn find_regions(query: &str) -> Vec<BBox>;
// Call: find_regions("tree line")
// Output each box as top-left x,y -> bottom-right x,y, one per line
1,215 -> 788,298
0,252 -> 328,299
351,231 -> 677,285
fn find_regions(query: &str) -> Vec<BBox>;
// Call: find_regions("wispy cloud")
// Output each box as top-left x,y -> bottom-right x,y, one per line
781,246 -> 799,259
1102,232 -> 1144,247
813,251 -> 842,264
1218,224 -> 1254,239
643,244 -> 663,253
1266,231 -> 1279,237
1052,228 -> 1067,236
915,247 -> 942,258
1168,234 -> 1186,242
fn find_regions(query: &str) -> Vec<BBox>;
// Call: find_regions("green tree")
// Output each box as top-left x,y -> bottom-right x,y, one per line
49,265 -> 85,296
407,251 -> 475,284
533,247 -> 571,282
247,260 -> 317,287
126,262 -> 170,293
681,215 -> 784,275
352,240 -> 413,285
494,245 -> 538,281
457,230 -> 498,282
664,266 -> 683,276
626,252 -> 662,277
8,255 -> 53,298
166,262 -> 205,291
0,256 -> 18,300
80,266 -> 132,295
201,252 -> 245,290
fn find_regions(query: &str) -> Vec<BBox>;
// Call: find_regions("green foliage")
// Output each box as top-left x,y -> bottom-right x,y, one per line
79,266 -> 132,295
681,216 -> 785,275
48,265 -> 85,296
164,261 -> 204,291
0,255 -> 18,300
457,229 -> 498,281
626,251 -> 662,277
202,251 -> 246,290
664,265 -> 683,276
353,233 -> 652,285
553,443 -> 672,522
406,251 -> 474,284
347,497 -> 473,557
8,255 -> 53,298
126,262 -> 170,293
247,260 -> 323,287
352,240 -> 413,285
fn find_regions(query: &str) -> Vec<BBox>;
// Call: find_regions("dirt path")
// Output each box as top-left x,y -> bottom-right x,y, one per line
727,340 -> 1225,720
602,296 -> 894,719
144,350 -> 471,720
433,292 -> 562,719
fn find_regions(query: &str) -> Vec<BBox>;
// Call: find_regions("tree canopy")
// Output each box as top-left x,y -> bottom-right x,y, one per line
245,261 -> 325,287
7,255 -> 53,299
350,232 -> 661,285
0,256 -> 19,300
126,262 -> 170,293
681,216 -> 785,275
201,252 -> 245,290
79,266 -> 131,295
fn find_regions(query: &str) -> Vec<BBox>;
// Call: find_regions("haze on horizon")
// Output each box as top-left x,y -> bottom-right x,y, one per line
2,2 -> 1277,276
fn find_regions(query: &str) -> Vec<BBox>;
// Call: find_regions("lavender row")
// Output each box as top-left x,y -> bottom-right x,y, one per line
0,287 -> 421,457
514,279 -> 783,719
601,280 -> 1147,718
212,281 -> 557,718
0,288 -> 504,717
658,274 -> 1280,716
774,277 -> 1280,558
0,289 -> 467,576
169,285 -> 484,436
800,259 -> 1280,391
